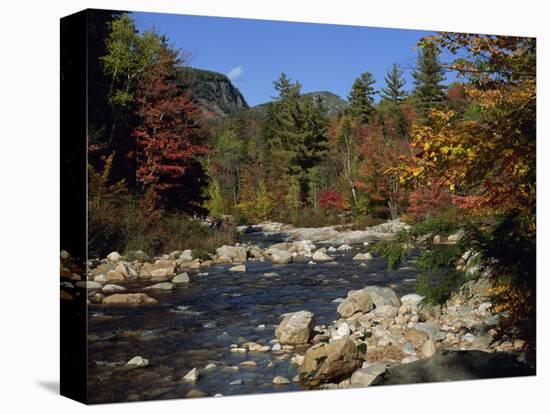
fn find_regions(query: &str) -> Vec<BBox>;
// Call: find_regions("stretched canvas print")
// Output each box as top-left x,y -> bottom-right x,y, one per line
60,8 -> 536,404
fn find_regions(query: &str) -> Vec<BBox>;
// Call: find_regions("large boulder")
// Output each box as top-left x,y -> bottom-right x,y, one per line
106,270 -> 125,281
337,290 -> 374,318
300,338 -> 363,383
363,286 -> 401,308
270,248 -> 293,264
275,311 -> 314,345
102,293 -> 158,306
150,260 -> 175,280
215,245 -> 247,263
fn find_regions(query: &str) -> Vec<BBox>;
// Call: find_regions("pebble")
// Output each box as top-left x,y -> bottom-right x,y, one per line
126,356 -> 149,368
182,368 -> 199,383
240,360 -> 258,367
272,376 -> 290,385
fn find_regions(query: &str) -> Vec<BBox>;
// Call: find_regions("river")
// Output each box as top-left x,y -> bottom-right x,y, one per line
87,235 -> 420,403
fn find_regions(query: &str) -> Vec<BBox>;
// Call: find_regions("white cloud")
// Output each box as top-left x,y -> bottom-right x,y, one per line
227,66 -> 243,81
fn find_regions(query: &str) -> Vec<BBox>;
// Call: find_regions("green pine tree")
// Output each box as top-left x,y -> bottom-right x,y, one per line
380,64 -> 408,103
412,45 -> 446,121
348,71 -> 377,124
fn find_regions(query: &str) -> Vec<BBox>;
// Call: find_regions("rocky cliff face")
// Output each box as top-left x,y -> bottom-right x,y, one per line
175,67 -> 248,118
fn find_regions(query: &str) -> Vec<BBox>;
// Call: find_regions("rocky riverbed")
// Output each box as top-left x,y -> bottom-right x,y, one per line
59,220 -> 533,403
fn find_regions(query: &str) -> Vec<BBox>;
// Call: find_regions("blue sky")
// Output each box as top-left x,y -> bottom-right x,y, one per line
133,12 -> 456,106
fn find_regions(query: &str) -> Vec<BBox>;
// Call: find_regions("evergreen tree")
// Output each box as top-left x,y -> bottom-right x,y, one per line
348,71 -> 377,124
380,64 -> 408,103
412,45 -> 446,120
265,73 -> 329,189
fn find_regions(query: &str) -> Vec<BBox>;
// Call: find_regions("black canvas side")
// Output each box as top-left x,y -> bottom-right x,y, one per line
60,9 -> 88,404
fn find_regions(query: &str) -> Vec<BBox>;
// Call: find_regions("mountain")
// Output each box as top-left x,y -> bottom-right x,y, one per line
303,91 -> 349,117
250,91 -> 349,118
175,67 -> 249,118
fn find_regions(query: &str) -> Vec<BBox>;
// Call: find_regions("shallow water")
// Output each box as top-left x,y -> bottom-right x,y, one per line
87,241 -> 420,403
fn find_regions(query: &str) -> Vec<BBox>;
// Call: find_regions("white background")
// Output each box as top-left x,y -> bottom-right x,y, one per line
0,0 -> 547,412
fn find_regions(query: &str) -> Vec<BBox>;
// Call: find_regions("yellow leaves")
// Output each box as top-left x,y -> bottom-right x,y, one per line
423,142 -> 430,152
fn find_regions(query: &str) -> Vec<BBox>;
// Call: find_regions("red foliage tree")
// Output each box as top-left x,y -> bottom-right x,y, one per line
408,176 -> 453,220
355,125 -> 410,219
132,47 -> 209,206
319,189 -> 346,212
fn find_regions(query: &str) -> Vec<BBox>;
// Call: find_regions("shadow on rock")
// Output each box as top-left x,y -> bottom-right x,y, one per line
372,349 -> 535,386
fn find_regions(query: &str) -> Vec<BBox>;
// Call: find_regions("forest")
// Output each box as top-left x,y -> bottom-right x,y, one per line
86,12 -> 535,347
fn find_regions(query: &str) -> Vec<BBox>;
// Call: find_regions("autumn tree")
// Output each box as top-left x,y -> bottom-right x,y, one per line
356,125 -> 409,219
348,71 -> 377,124
132,43 -> 209,210
402,33 -> 536,345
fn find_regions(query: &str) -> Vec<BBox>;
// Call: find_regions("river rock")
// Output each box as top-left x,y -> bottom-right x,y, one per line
246,342 -> 271,352
400,294 -> 423,306
76,281 -> 102,289
182,367 -> 199,383
102,284 -> 127,294
270,248 -> 293,264
273,376 -> 290,385
102,293 -> 158,306
300,338 -> 362,383
115,262 -> 137,278
413,322 -> 446,341
106,269 -> 125,281
336,322 -> 351,338
337,290 -> 374,318
60,250 -> 71,260
353,252 -> 373,261
337,244 -> 352,251
216,245 -> 247,263
186,389 -> 207,398
127,356 -> 149,368
275,310 -> 314,345
404,329 -> 430,348
146,282 -> 174,290
229,264 -> 246,272
350,363 -> 387,386
313,249 -> 333,261
291,240 -> 316,256
421,339 -> 437,358
374,305 -> 398,319
93,274 -> 109,283
178,249 -> 193,262
172,272 -> 190,284
363,286 -> 401,308
107,251 -> 122,262
150,260 -> 175,279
